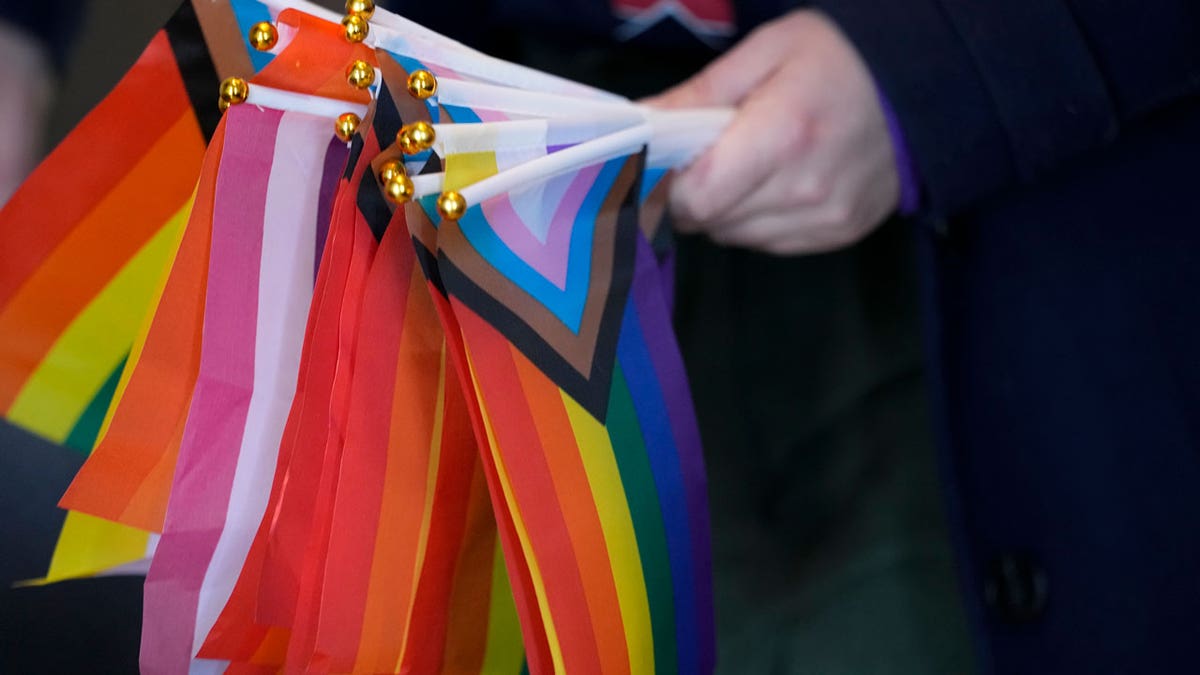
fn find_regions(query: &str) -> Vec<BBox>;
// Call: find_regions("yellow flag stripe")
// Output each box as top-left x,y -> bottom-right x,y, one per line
444,151 -> 499,192
96,190 -> 193,442
6,197 -> 192,441
33,511 -> 151,585
480,536 -> 526,674
463,344 -> 566,675
561,391 -> 654,674
396,344 -> 449,671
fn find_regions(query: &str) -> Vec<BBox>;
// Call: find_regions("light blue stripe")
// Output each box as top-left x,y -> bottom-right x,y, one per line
454,157 -> 624,333
418,193 -> 441,226
231,0 -> 275,72
440,104 -> 482,124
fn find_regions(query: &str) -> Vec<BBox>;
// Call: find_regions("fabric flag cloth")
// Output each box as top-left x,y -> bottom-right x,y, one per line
0,1 -> 730,672
197,80 -> 522,675
57,1 -> 352,539
0,0 -> 267,585
140,103 -> 338,673
407,145 -> 714,675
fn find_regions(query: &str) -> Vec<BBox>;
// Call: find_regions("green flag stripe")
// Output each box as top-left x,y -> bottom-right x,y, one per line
607,364 -> 678,674
63,354 -> 128,454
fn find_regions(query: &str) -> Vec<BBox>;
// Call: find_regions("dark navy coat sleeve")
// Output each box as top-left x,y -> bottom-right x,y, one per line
814,0 -> 1200,217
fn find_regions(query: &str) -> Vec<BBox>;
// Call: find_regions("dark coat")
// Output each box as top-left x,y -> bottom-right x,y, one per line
817,1 -> 1200,673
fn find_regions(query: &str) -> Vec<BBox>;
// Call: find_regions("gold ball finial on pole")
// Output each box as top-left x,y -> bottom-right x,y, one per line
437,191 -> 467,220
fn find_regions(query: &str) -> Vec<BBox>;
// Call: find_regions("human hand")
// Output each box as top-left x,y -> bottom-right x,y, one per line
648,10 -> 900,255
0,21 -> 53,207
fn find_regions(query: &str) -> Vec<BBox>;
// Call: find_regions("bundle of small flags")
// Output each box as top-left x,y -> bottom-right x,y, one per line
0,1 -> 729,672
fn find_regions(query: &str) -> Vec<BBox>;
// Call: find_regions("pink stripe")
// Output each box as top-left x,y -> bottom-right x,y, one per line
140,105 -> 283,675
193,111 -> 333,659
479,163 -> 600,291
473,108 -> 509,123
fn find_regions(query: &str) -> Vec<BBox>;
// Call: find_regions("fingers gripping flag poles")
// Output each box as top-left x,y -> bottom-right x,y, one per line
0,0 -> 731,672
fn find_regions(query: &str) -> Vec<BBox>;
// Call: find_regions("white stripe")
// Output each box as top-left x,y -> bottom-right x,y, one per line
245,84 -> 370,120
436,78 -> 636,120
412,172 -> 445,197
434,118 -> 549,157
189,110 -> 330,662
409,110 -> 731,201
431,115 -> 646,157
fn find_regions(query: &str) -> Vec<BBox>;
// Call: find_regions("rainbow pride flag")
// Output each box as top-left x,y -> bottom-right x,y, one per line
0,0 -> 282,584
2,1 -> 728,671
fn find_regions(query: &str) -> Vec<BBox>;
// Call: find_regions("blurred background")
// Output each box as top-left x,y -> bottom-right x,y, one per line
3,2 -> 972,674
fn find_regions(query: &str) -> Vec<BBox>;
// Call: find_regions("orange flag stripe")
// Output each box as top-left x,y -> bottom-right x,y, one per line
58,117 -> 225,531
396,340 -> 491,674
308,220 -> 416,671
432,288 -> 554,675
0,109 -> 205,412
454,303 -> 604,674
253,9 -> 374,104
511,343 -> 631,675
438,462 -> 499,674
353,261 -> 444,672
0,30 -> 190,309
